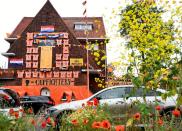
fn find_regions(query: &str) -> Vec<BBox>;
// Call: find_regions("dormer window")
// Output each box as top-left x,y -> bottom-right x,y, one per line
74,22 -> 93,31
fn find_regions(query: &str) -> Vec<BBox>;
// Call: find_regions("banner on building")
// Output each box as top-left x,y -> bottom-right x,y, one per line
70,58 -> 83,66
9,58 -> 23,67
22,78 -> 74,86
41,25 -> 54,33
40,46 -> 52,69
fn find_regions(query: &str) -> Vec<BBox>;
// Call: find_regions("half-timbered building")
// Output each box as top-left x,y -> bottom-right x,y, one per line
0,0 -> 107,104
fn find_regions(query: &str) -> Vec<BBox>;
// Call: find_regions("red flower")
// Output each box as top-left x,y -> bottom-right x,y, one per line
9,108 -> 14,115
19,108 -> 24,112
155,105 -> 161,111
71,119 -> 78,125
83,119 -> 89,125
14,112 -> 19,119
133,113 -> 141,120
46,117 -> 51,124
41,121 -> 47,128
31,119 -> 36,126
28,108 -> 33,114
101,120 -> 111,129
115,125 -> 125,131
93,98 -> 99,106
92,121 -> 101,129
158,119 -> 163,126
87,101 -> 93,106
172,109 -> 181,117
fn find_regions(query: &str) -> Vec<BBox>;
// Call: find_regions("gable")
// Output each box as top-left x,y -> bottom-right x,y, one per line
7,0 -> 85,59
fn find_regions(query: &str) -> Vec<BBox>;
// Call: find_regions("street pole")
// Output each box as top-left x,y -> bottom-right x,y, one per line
83,0 -> 89,97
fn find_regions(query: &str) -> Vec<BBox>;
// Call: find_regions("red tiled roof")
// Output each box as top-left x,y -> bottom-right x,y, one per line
9,17 -> 33,38
9,17 -> 106,39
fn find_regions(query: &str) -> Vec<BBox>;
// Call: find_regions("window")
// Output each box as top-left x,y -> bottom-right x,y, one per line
27,48 -> 32,53
74,23 -> 93,30
61,93 -> 67,102
32,62 -> 38,68
53,71 -> 59,78
33,55 -> 39,61
32,71 -> 38,78
126,88 -> 162,97
56,61 -> 61,67
26,62 -> 32,68
72,93 -> 76,101
60,72 -> 66,78
25,71 -> 31,78
32,48 -> 38,53
66,71 -> 72,78
56,54 -> 62,60
73,71 -> 79,78
63,46 -> 69,54
26,40 -> 33,46
17,71 -> 24,78
96,87 -> 126,99
62,54 -> 69,60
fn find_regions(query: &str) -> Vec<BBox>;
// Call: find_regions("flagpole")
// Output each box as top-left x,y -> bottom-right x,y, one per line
82,0 -> 89,97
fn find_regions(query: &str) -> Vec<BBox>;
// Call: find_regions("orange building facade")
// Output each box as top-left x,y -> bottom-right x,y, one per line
0,0 -> 107,104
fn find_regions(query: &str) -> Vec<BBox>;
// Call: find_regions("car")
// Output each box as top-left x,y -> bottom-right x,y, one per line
20,95 -> 55,115
0,87 -> 23,119
47,85 -> 181,129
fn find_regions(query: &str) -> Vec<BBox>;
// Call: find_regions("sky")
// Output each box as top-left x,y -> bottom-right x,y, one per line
0,0 -> 123,68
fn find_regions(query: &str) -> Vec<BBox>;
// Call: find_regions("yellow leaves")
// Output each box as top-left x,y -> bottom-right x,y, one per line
94,58 -> 99,61
97,61 -> 101,65
101,56 -> 107,61
98,84 -> 102,88
93,52 -> 100,57
124,16 -> 130,21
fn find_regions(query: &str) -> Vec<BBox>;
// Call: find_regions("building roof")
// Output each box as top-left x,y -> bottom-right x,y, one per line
9,17 -> 106,39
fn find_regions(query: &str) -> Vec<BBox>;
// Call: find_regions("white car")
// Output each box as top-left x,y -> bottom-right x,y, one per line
0,88 -> 23,119
47,85 -> 180,128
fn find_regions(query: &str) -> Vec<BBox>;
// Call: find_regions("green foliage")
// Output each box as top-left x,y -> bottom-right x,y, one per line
0,113 -> 12,131
10,117 -> 35,131
119,0 -> 178,90
60,104 -> 112,131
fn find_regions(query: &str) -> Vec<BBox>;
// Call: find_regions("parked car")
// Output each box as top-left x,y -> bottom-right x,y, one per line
20,96 -> 55,114
0,87 -> 22,119
47,85 -> 181,129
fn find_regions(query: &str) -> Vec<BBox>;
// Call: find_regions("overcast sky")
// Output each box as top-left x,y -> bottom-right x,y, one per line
0,0 -> 124,68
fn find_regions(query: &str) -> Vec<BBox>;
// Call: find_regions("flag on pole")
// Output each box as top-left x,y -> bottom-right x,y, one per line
82,0 -> 87,5
83,9 -> 86,16
82,0 -> 87,17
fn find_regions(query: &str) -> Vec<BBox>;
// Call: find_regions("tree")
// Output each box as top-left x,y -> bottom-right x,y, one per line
119,0 -> 178,90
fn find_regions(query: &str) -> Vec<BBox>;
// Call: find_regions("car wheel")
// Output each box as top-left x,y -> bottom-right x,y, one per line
55,110 -> 72,131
